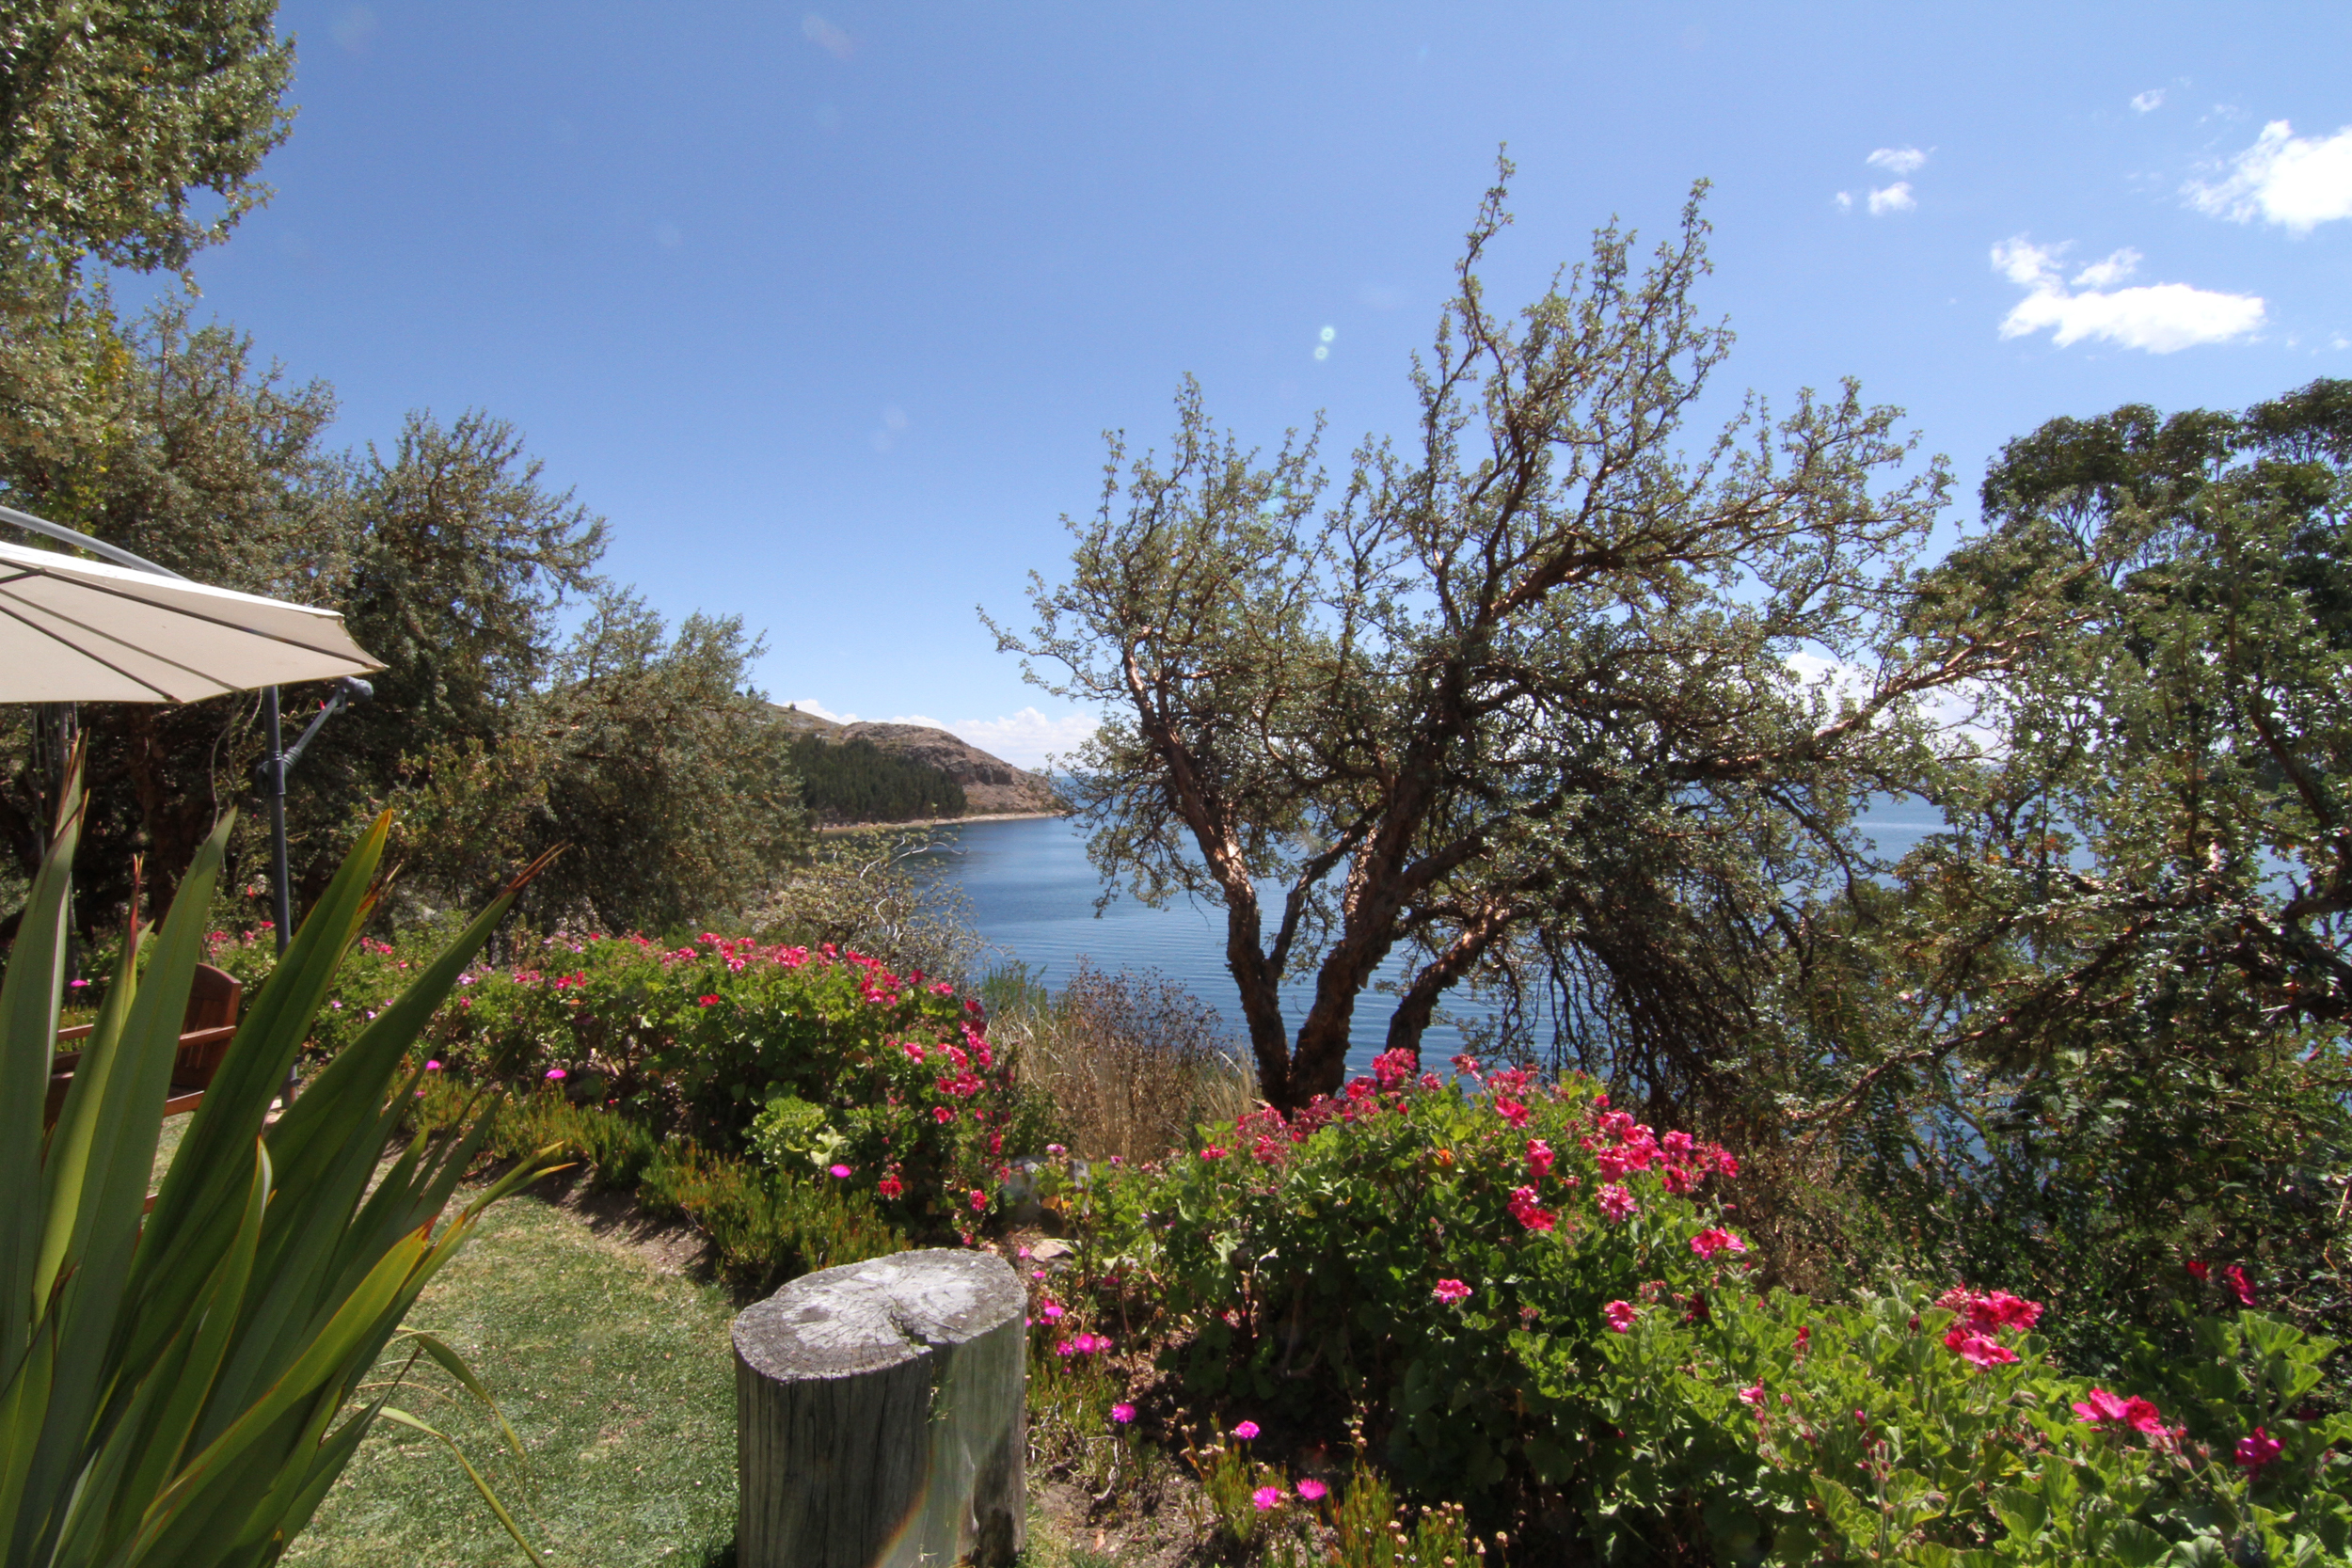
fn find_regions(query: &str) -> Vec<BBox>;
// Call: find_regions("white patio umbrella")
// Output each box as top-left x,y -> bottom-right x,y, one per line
0,535 -> 380,702
3,510 -> 385,1048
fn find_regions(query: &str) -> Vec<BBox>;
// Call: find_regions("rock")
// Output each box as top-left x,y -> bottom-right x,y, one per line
734,1248 -> 1026,1568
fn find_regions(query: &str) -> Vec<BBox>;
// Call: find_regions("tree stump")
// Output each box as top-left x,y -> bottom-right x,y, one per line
734,1247 -> 1026,1568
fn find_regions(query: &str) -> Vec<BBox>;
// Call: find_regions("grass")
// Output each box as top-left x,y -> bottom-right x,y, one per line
284,1191 -> 739,1568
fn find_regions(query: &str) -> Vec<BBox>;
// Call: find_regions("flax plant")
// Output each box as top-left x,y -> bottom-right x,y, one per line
0,761 -> 558,1568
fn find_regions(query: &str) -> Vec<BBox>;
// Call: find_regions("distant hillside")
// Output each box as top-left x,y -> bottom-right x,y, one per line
772,705 -> 1066,821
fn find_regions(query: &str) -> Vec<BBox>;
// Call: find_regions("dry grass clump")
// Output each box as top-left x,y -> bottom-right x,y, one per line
1001,960 -> 1255,1164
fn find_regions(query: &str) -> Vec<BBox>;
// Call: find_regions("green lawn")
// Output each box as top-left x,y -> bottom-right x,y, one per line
285,1192 -> 739,1568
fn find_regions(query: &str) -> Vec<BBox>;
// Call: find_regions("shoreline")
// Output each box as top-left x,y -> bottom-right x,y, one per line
816,810 -> 1070,835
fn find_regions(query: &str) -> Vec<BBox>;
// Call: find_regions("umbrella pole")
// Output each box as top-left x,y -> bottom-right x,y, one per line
264,685 -> 296,1109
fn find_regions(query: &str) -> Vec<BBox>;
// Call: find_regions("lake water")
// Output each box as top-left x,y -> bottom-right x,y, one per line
920,797 -> 1948,1081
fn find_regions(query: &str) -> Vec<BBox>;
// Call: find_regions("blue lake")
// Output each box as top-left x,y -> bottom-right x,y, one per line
921,798 -> 1948,1080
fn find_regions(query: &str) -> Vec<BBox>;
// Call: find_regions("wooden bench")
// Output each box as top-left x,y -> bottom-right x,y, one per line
44,962 -> 243,1129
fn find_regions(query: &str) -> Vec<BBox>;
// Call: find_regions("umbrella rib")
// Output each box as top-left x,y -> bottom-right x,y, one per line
6,561 -> 378,664
0,592 -> 199,701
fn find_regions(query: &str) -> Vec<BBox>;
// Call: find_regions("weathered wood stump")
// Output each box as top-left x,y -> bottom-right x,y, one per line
734,1247 -> 1025,1568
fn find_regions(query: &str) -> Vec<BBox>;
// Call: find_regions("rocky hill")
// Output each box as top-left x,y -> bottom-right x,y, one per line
772,705 -> 1065,818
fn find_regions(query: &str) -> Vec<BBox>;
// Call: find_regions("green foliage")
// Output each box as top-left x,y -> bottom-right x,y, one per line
0,0 -> 294,275
0,780 -> 556,1566
790,735 -> 966,824
1802,380 -> 2352,1363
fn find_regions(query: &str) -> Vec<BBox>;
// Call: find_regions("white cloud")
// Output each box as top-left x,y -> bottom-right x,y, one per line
1867,146 -> 1928,176
1990,236 -> 2264,353
2185,120 -> 2352,232
779,700 -> 1098,771
1834,190 -> 1854,212
943,708 -> 1100,772
1867,182 -> 1915,214
2131,87 -> 2167,114
2069,247 -> 2141,289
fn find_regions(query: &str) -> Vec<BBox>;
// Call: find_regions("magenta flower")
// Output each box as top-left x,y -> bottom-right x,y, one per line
1433,1278 -> 1472,1305
1295,1478 -> 1327,1502
1603,1300 -> 1637,1334
1232,1420 -> 1260,1441
2073,1386 -> 2131,1426
967,1188 -> 986,1212
544,1068 -> 566,1081
1690,1227 -> 1747,1260
1526,1137 -> 1556,1178
829,1164 -> 852,1179
1111,1402 -> 1136,1424
1738,1383 -> 1765,1407
1251,1486 -> 1283,1513
2235,1427 -> 2283,1475
2224,1263 -> 2257,1307
424,1059 -> 442,1071
1597,1182 -> 1636,1223
1942,1326 -> 2018,1369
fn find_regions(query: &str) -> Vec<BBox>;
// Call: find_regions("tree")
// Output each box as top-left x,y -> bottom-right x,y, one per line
0,0 -> 293,276
1801,380 -> 2352,1355
512,590 -> 806,934
993,164 -> 2048,1113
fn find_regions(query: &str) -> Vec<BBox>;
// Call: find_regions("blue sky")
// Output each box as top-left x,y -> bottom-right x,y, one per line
148,2 -> 2349,768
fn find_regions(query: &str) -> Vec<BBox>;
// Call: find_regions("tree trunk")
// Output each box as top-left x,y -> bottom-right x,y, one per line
733,1247 -> 1025,1568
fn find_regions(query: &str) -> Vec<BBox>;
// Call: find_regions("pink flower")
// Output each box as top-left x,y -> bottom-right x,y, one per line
1738,1383 -> 1765,1407
1295,1477 -> 1327,1502
1527,1138 -> 1556,1178
2223,1264 -> 2256,1307
1198,1145 -> 1229,1160
1110,1402 -> 1136,1424
1251,1486 -> 1283,1512
424,1059 -> 442,1071
545,1068 -> 566,1081
1942,1325 -> 2018,1369
2073,1387 -> 2131,1426
2122,1398 -> 2169,1437
1041,1302 -> 1064,1320
1232,1420 -> 1261,1441
1598,1182 -> 1636,1223
1690,1227 -> 1747,1260
934,1105 -> 956,1124
1603,1300 -> 1637,1334
1506,1185 -> 1556,1231
1433,1278 -> 1472,1305
2235,1427 -> 2282,1474
829,1164 -> 852,1179
697,994 -> 721,1006
968,1188 -> 987,1212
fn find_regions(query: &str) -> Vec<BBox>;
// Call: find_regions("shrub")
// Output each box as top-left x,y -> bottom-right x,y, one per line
1078,1052 -> 2352,1560
993,959 -> 1252,1164
220,924 -> 1054,1235
405,1079 -> 906,1291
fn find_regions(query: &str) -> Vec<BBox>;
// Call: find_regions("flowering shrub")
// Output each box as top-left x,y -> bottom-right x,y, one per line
1089,1053 -> 1747,1512
213,925 -> 1055,1233
1077,1053 -> 2352,1559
